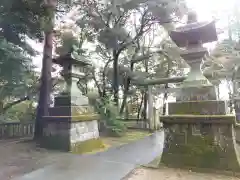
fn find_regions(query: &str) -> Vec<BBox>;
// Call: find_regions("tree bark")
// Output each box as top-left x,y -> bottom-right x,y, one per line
162,83 -> 168,115
143,90 -> 148,120
162,60 -> 171,115
119,62 -> 134,115
137,91 -> 144,120
113,50 -> 119,107
34,1 -> 55,139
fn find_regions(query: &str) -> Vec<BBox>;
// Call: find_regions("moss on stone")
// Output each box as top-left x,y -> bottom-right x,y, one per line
160,135 -> 240,171
162,115 -> 234,117
168,100 -> 227,115
160,115 -> 235,124
71,114 -> 100,122
44,114 -> 100,122
70,106 -> 95,116
71,138 -> 106,154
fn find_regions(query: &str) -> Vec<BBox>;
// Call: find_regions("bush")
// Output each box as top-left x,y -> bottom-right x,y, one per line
89,96 -> 127,136
3,101 -> 36,123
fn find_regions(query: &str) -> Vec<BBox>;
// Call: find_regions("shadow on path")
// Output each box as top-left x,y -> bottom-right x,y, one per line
14,131 -> 164,180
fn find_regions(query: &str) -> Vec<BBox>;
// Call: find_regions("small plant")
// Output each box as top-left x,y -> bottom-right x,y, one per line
91,95 -> 126,136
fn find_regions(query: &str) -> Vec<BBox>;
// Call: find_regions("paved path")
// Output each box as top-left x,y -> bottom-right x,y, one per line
14,131 -> 164,180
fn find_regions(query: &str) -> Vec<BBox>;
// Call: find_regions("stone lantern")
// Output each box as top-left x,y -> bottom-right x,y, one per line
158,12 -> 240,172
170,12 -> 218,101
52,52 -> 90,107
41,51 -> 102,153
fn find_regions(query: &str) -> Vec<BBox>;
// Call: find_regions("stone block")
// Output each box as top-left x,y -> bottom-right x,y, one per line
42,117 -> 100,152
235,125 -> 240,143
54,94 -> 89,106
160,115 -> 235,124
168,100 -> 227,115
48,105 -> 94,116
160,121 -> 240,171
176,86 -> 217,101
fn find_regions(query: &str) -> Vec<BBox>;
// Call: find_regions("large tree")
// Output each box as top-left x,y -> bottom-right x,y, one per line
72,0 -> 186,107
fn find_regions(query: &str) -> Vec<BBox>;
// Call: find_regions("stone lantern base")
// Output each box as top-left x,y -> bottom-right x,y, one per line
158,85 -> 240,172
160,115 -> 240,172
41,115 -> 102,152
41,90 -> 103,153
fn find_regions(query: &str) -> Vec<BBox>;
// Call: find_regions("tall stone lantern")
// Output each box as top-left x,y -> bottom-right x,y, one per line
158,12 -> 240,172
52,52 -> 90,107
41,51 -> 102,153
170,12 -> 218,101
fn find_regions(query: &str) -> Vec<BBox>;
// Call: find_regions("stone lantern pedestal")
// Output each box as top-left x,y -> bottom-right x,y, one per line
41,53 -> 103,153
158,12 -> 240,172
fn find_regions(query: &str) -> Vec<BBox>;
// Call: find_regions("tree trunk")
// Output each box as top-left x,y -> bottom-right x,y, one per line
137,91 -> 144,120
120,46 -> 139,115
119,78 -> 128,115
113,50 -> 119,107
34,1 -> 55,139
162,60 -> 171,115
162,83 -> 168,115
120,62 -> 134,115
143,90 -> 148,120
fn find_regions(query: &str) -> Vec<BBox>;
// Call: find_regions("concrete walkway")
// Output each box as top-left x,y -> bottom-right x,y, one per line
14,131 -> 164,180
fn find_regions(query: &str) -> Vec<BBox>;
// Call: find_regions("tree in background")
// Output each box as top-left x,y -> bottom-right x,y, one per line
72,0 -> 187,108
0,37 -> 37,116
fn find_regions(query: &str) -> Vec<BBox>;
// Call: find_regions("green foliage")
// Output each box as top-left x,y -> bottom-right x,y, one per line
3,101 -> 36,123
0,0 -> 43,54
92,96 -> 127,136
161,135 -> 240,171
0,37 -> 36,101
0,0 -> 73,54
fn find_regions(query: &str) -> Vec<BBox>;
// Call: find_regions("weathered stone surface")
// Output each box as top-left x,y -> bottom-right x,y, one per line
235,124 -> 240,143
54,94 -> 89,107
176,86 -> 217,101
161,120 -> 240,171
159,11 -> 240,173
42,118 -> 100,152
48,105 -> 95,117
70,120 -> 99,143
168,100 -> 227,115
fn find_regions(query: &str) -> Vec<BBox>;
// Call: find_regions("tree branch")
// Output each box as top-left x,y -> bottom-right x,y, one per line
3,96 -> 30,112
2,79 -> 59,113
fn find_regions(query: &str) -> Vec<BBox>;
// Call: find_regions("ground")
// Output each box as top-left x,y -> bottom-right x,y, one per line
124,167 -> 240,180
0,139 -> 66,180
1,131 -> 240,180
101,130 -> 151,147
0,130 -> 151,179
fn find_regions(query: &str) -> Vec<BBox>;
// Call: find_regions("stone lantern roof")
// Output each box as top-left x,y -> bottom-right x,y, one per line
53,52 -> 91,67
170,12 -> 218,47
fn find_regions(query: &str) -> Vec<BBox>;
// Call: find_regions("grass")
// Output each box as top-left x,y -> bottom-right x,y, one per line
101,130 -> 152,147
71,138 -> 106,154
71,130 -> 152,155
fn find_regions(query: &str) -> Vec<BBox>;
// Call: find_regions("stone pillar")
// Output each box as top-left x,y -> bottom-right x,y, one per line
148,86 -> 155,130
